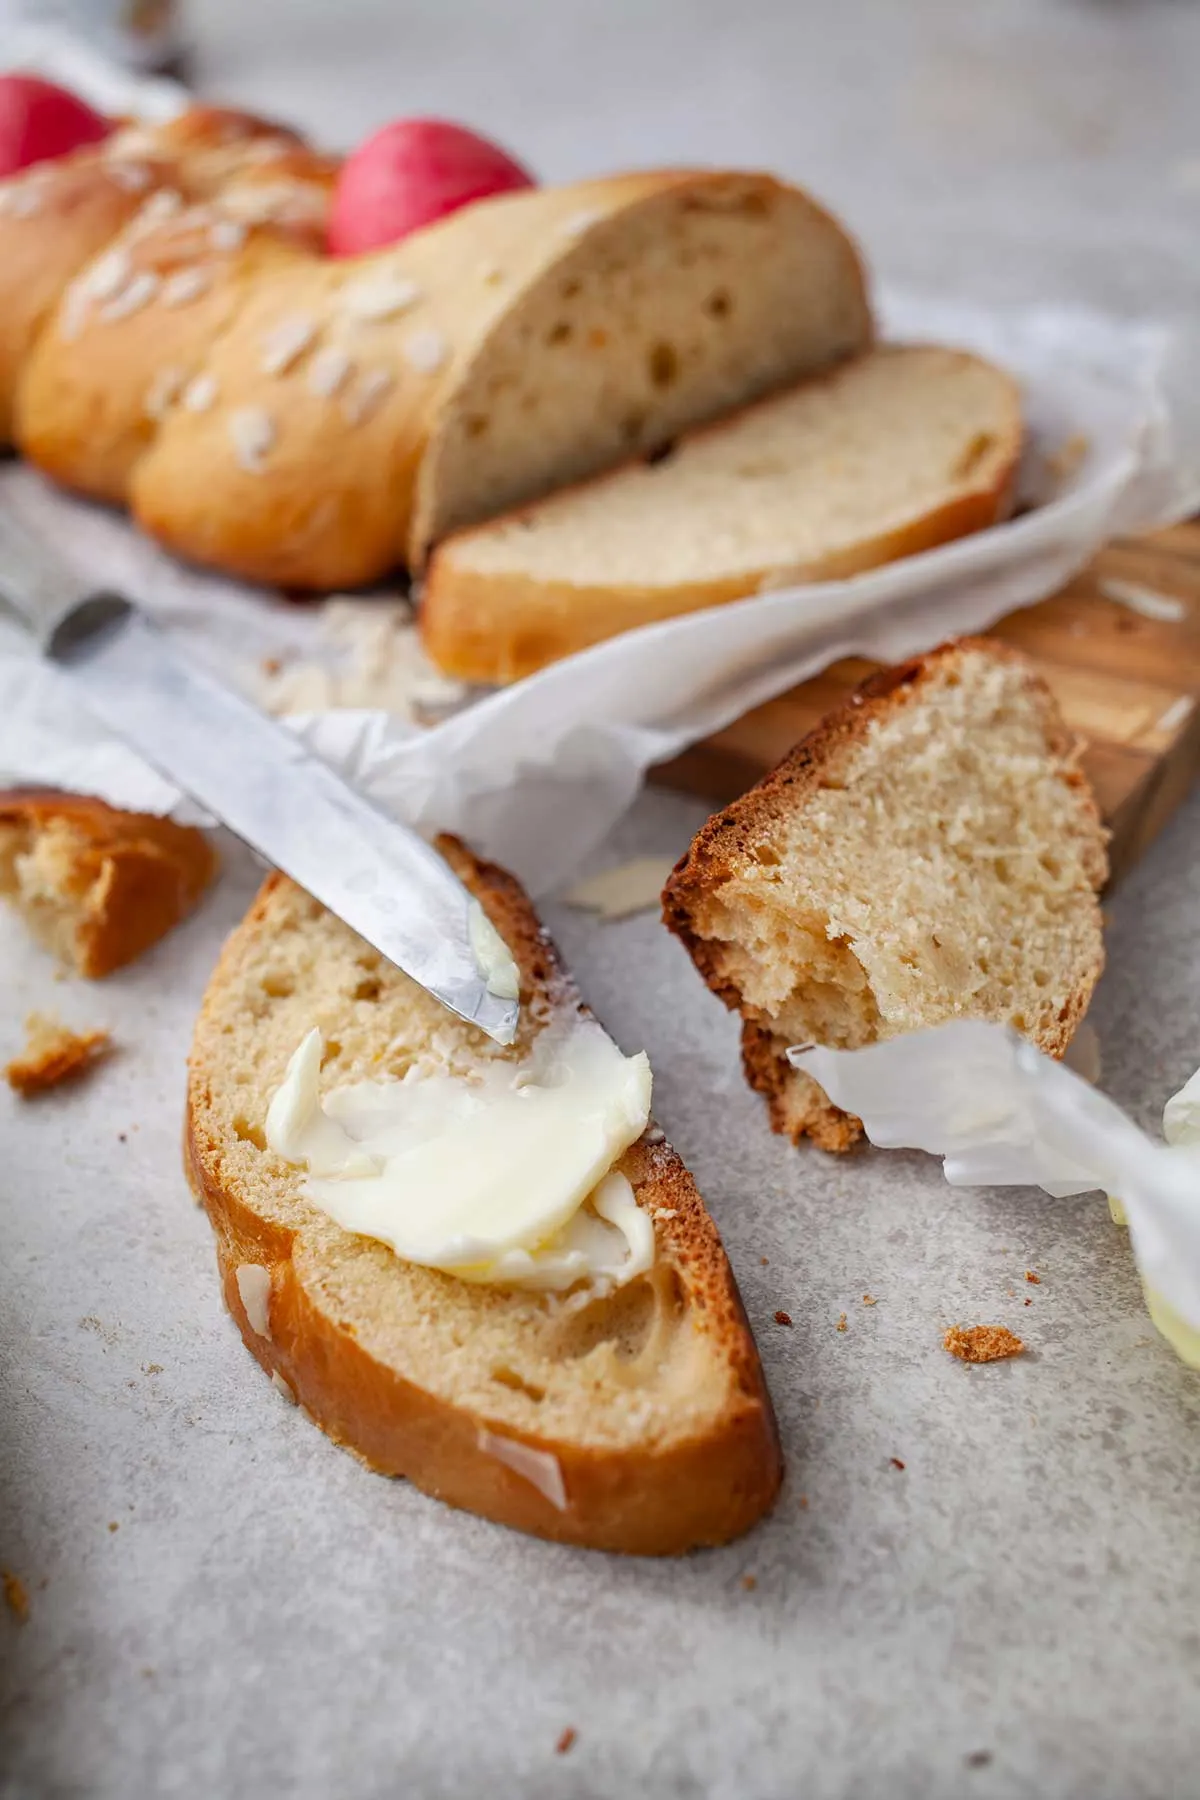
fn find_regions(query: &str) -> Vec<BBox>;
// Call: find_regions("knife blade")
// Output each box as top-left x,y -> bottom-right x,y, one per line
0,518 -> 519,1046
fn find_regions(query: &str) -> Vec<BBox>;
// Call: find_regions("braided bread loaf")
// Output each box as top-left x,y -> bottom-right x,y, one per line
3,109 -> 872,590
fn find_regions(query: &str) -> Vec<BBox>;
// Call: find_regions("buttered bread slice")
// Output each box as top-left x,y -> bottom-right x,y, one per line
663,641 -> 1107,1152
420,345 -> 1020,683
186,839 -> 781,1554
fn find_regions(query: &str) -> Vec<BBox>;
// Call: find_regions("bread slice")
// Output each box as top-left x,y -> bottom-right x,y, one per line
0,788 -> 216,978
130,169 -> 870,590
186,840 -> 781,1553
420,345 -> 1020,684
662,640 -> 1107,1152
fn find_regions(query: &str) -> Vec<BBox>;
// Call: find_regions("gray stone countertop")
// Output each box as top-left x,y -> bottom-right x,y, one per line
3,3 -> 1200,1797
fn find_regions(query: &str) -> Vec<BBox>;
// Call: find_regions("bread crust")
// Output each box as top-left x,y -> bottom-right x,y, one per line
421,351 -> 1020,685
186,844 -> 782,1554
0,107 -> 307,445
662,639 -> 1108,1150
0,786 -> 216,977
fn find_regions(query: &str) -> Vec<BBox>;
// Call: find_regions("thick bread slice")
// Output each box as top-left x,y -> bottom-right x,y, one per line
131,169 -> 869,589
186,842 -> 781,1554
662,641 -> 1107,1152
0,788 -> 216,978
420,346 -> 1020,684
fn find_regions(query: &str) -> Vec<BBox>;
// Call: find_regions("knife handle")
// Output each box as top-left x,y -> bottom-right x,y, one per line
0,511 -> 132,659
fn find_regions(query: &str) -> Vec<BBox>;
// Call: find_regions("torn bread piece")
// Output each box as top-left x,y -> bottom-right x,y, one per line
6,1013 -> 111,1095
662,640 -> 1107,1152
0,789 -> 216,978
186,838 -> 781,1554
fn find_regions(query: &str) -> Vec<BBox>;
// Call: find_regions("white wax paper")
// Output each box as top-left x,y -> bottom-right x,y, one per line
792,1023 -> 1200,1365
0,297 -> 1196,894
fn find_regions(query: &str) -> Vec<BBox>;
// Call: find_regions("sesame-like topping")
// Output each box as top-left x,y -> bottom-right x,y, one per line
307,344 -> 352,398
260,314 -> 318,376
401,328 -> 446,375
229,406 -> 276,471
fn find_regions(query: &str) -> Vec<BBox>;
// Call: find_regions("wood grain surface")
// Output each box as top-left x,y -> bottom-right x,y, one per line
655,521 -> 1200,887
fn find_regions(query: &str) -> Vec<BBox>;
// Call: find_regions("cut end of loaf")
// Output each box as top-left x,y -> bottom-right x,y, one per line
663,640 -> 1108,1152
186,843 -> 780,1554
0,788 -> 215,978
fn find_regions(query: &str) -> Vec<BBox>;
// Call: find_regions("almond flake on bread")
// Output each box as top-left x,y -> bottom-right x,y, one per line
186,839 -> 781,1554
662,640 -> 1107,1152
420,345 -> 1020,684
0,789 -> 216,979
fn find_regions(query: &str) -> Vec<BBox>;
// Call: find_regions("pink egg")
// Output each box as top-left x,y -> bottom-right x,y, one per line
0,75 -> 112,176
329,117 -> 534,256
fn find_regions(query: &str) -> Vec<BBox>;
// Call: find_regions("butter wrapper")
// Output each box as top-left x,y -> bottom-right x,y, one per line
791,1023 -> 1200,1367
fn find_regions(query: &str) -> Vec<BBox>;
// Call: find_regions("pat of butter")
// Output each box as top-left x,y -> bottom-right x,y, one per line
264,1020 -> 653,1292
468,901 -> 520,1001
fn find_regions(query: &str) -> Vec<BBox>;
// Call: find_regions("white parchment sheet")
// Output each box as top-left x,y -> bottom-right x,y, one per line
1,294 -> 1197,893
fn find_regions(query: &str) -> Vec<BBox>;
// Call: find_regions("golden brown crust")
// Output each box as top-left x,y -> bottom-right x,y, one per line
663,640 -> 1109,1151
185,844 -> 782,1555
0,107 -> 308,447
0,787 -> 216,978
5,1013 -> 111,1095
420,355 -> 1019,685
16,152 -> 333,505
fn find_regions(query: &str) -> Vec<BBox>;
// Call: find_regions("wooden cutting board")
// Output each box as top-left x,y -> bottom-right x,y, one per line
654,521 -> 1200,887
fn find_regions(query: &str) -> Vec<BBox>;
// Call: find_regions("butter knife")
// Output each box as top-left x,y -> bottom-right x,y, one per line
0,516 -> 518,1046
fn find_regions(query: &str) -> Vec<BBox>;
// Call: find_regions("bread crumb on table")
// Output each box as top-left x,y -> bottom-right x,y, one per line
944,1324 -> 1025,1364
890,1457 -> 906,1470
741,1573 -> 757,1591
1025,1270 -> 1041,1284
555,1727 -> 577,1756
774,1309 -> 793,1327
836,1313 -> 848,1333
2,1569 -> 29,1623
863,1293 -> 876,1305
5,1013 -> 111,1095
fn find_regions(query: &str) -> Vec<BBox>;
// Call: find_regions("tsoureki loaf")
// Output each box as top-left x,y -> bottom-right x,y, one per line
4,116 -> 872,589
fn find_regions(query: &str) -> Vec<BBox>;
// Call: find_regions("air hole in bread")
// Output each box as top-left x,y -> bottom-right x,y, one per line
490,1365 -> 546,1403
465,413 -> 489,439
620,410 -> 647,445
648,341 -> 679,390
1012,1012 -> 1029,1032
1040,854 -> 1062,880
553,1268 -> 677,1367
749,844 -> 783,867
260,971 -> 295,998
560,277 -> 581,300
546,320 -> 572,346
644,439 -> 677,468
233,1114 -> 266,1151
352,976 -> 382,1002
954,431 -> 998,480
703,287 -> 732,320
321,1038 -> 342,1067
1032,968 -> 1050,988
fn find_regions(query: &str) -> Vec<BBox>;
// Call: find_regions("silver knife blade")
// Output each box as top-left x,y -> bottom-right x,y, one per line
0,526 -> 518,1045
